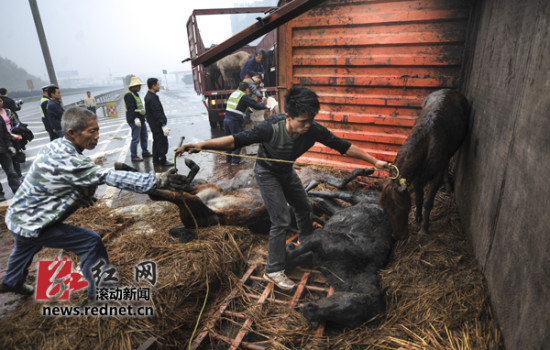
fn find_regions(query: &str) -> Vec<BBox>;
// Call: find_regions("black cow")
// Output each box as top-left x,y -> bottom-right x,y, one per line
286,191 -> 393,329
380,89 -> 469,239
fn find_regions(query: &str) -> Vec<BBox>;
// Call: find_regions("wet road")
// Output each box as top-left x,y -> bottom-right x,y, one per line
0,83 -> 256,206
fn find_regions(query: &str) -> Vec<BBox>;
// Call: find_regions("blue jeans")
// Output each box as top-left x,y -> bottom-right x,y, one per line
224,116 -> 244,164
254,164 -> 313,273
129,119 -> 149,158
3,223 -> 109,299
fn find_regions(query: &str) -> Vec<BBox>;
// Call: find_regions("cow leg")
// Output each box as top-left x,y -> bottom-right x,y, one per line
286,236 -> 322,262
413,179 -> 425,224
419,172 -> 444,235
308,191 -> 361,205
184,158 -> 200,184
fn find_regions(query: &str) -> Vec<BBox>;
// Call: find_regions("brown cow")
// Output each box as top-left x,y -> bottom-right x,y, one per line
379,89 -> 469,240
216,51 -> 250,90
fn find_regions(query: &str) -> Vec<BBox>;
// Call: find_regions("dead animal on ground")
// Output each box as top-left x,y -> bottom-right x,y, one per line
287,190 -> 393,329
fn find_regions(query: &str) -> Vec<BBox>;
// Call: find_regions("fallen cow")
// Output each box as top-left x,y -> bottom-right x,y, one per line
287,190 -> 393,329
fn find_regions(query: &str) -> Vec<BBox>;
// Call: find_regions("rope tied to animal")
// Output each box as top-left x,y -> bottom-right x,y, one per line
188,147 -> 340,168
388,163 -> 400,180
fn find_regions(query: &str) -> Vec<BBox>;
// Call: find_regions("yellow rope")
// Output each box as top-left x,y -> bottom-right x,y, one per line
389,163 -> 400,180
189,147 -> 339,168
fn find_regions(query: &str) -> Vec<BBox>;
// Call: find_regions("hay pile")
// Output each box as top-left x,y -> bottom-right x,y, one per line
0,203 -> 256,349
0,180 -> 503,349
198,190 -> 503,349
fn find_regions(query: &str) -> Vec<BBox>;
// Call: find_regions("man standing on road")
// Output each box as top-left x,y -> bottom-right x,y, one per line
144,78 -> 172,167
124,77 -> 152,162
84,91 -> 97,114
176,86 -> 390,290
222,81 -> 267,165
0,88 -> 23,119
46,85 -> 64,139
0,107 -> 192,300
40,85 -> 56,141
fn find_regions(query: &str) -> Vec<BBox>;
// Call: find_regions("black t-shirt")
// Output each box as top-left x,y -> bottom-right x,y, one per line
233,114 -> 351,172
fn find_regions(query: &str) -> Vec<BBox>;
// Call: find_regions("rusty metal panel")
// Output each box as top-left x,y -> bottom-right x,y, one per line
277,0 -> 472,169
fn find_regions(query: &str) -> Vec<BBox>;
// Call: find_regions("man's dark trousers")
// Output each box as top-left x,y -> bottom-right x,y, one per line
151,126 -> 168,165
254,164 -> 313,274
3,223 -> 110,299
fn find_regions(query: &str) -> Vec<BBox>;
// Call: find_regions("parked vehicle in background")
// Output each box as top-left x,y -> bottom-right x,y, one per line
186,7 -> 278,128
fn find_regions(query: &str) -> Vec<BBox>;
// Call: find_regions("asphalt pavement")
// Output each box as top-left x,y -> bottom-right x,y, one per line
0,83 -> 255,207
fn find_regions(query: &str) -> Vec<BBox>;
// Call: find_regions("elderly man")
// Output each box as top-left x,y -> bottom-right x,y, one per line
124,77 -> 152,162
176,86 -> 389,290
0,107 -> 190,299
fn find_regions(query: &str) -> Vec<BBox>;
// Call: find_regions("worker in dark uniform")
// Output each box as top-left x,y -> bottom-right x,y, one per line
45,85 -> 64,140
144,78 -> 172,167
40,85 -> 56,141
223,81 -> 267,164
240,50 -> 266,80
175,86 -> 390,290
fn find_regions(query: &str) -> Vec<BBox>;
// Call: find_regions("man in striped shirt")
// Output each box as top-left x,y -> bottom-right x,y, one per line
176,86 -> 389,291
0,107 -> 189,300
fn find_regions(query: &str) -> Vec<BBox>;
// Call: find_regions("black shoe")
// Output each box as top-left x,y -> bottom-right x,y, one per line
162,161 -> 174,167
131,157 -> 143,162
142,152 -> 153,158
0,282 -> 34,296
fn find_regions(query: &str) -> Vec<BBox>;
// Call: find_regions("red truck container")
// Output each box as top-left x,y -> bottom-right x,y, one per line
186,8 -> 279,128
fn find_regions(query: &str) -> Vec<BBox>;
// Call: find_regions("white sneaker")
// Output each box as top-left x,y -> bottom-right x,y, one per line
263,270 -> 296,291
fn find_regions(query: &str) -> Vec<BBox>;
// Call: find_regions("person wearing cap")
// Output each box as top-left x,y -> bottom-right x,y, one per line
46,85 -> 64,140
240,49 -> 266,80
222,80 -> 267,165
40,85 -> 56,141
124,77 -> 152,162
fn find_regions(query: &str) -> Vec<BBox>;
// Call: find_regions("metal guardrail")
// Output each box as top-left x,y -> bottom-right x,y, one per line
68,88 -> 126,118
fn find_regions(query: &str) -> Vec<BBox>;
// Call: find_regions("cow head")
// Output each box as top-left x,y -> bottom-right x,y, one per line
379,180 -> 411,240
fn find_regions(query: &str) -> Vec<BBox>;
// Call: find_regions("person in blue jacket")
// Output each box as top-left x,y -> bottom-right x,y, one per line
240,50 -> 266,80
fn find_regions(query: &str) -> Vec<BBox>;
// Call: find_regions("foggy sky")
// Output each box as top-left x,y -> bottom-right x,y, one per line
1,0 -> 276,85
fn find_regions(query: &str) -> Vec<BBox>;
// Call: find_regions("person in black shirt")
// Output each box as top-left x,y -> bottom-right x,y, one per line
144,78 -> 172,167
176,86 -> 389,291
0,88 -> 22,118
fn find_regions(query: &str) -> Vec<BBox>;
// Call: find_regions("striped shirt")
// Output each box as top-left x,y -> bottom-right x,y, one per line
6,138 -> 157,237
